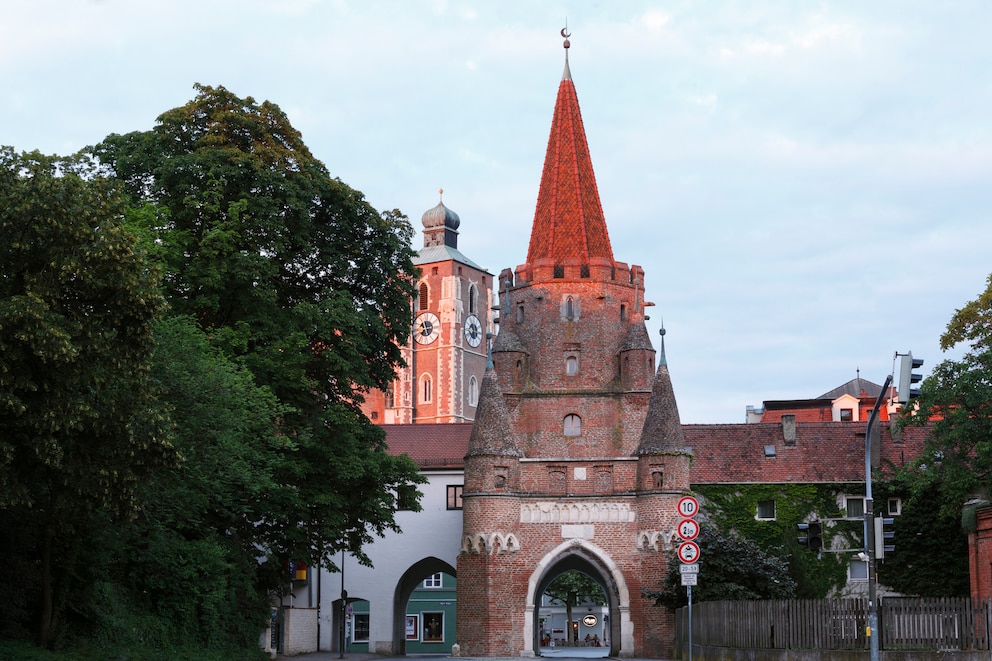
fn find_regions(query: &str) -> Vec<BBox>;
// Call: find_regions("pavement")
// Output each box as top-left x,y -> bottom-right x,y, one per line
277,648 -> 642,661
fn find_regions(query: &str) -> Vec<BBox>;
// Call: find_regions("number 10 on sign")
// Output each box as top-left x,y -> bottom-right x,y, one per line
677,496 -> 699,518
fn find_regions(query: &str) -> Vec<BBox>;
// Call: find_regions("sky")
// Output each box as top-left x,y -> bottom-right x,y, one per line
4,1 -> 991,424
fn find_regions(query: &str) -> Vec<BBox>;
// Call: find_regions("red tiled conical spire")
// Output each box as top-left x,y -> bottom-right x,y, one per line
526,41 -> 614,267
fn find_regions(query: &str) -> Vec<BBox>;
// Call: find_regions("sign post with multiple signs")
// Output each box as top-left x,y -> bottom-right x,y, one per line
676,496 -> 699,661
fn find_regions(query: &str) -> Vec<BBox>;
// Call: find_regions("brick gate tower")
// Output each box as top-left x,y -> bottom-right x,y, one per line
455,35 -> 692,658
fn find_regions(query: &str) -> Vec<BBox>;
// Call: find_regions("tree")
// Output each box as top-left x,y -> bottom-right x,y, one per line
0,148 -> 173,646
646,524 -> 797,610
89,84 -> 425,569
544,571 -> 607,645
900,273 -> 992,519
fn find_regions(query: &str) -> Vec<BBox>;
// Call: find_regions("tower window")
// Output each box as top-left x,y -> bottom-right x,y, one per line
516,305 -> 524,323
565,297 -> 575,321
469,376 -> 479,406
419,283 -> 429,310
421,375 -> 433,403
580,264 -> 590,278
469,284 -> 477,314
553,264 -> 564,278
563,414 -> 581,436
620,304 -> 627,321
565,356 -> 578,376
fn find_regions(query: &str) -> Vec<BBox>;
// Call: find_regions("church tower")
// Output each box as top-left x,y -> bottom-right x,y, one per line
456,34 -> 692,658
366,193 -> 492,424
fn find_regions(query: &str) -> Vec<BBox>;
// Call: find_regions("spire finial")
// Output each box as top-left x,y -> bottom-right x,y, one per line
659,319 -> 667,366
560,24 -> 572,80
439,187 -> 444,202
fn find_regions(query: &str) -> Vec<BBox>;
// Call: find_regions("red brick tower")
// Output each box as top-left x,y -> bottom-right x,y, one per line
362,193 -> 492,424
456,35 -> 692,658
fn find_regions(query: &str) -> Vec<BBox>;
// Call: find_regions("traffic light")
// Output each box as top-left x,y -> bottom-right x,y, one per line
797,520 -> 823,552
898,352 -> 925,404
807,520 -> 823,552
874,516 -> 895,559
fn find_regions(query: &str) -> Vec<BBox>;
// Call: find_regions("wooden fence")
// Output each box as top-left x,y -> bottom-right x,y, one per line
675,598 -> 992,652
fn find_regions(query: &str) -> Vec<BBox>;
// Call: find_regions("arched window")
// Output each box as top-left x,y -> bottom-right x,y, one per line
421,375 -> 433,403
468,284 -> 477,314
469,376 -> 479,407
563,414 -> 581,436
565,356 -> 578,376
620,303 -> 627,321
516,305 -> 524,323
419,282 -> 429,311
565,296 -> 575,321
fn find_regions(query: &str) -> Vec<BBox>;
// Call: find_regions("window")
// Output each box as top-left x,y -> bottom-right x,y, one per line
887,498 -> 902,516
419,283 -> 429,310
352,613 -> 370,642
422,612 -> 444,642
469,376 -> 479,406
564,414 -> 581,436
468,285 -> 477,314
565,356 -> 578,376
370,411 -> 378,421
757,499 -> 776,520
447,485 -> 463,510
846,497 -> 865,519
385,385 -> 395,408
424,572 -> 443,588
565,297 -> 575,320
849,559 -> 868,581
620,304 -> 627,321
421,375 -> 432,403
516,305 -> 524,323
840,408 -> 853,422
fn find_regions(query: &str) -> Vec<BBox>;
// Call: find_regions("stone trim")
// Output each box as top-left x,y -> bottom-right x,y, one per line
520,501 -> 635,523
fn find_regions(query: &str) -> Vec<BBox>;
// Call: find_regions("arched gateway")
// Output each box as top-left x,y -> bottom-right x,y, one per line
454,34 -> 692,658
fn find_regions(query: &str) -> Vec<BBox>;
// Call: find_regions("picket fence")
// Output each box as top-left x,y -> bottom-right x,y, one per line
675,598 -> 992,652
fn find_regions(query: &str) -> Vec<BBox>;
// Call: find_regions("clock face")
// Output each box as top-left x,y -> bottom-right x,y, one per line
414,312 -> 440,345
464,314 -> 483,347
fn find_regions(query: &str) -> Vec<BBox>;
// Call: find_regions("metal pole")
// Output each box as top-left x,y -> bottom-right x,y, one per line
687,584 -> 693,661
339,549 -> 346,659
865,375 -> 892,661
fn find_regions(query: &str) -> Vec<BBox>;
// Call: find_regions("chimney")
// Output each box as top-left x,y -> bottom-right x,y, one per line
782,414 -> 797,446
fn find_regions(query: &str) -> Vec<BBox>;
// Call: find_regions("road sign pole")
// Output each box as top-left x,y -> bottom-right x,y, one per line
687,584 -> 693,661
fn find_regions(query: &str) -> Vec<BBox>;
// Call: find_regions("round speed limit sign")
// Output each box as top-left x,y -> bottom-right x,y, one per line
677,518 -> 700,541
677,496 -> 699,518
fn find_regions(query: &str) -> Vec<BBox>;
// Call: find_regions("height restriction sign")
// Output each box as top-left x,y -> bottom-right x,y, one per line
677,496 -> 699,518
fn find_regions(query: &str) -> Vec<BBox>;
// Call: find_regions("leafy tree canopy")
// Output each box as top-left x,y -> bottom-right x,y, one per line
900,273 -> 992,519
646,524 -> 797,610
90,84 -> 425,567
0,147 -> 174,645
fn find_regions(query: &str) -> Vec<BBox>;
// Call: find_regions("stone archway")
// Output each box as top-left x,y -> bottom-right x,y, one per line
524,539 -> 632,658
392,556 -> 456,655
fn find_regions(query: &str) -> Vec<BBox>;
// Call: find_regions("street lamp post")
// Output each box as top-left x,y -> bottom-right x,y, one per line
864,374 -> 892,661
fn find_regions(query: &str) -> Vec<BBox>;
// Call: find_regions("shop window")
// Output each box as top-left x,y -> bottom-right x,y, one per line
422,612 -> 444,642
353,613 -> 370,642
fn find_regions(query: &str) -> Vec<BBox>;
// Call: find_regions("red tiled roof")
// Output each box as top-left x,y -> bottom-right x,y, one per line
526,74 -> 614,266
684,422 -> 928,484
384,423 -> 472,469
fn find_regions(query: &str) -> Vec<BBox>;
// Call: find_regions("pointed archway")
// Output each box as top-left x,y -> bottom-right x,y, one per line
525,539 -> 632,658
393,556 -> 456,655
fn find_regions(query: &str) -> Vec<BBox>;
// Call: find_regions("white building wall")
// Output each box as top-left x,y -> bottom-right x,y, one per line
317,469 -> 464,652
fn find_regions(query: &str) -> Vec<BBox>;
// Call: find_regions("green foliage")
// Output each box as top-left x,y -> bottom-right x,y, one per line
875,478 -> 969,597
646,524 -> 797,610
545,570 -> 607,606
91,84 -> 426,568
695,484 -> 854,598
0,147 -> 174,646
